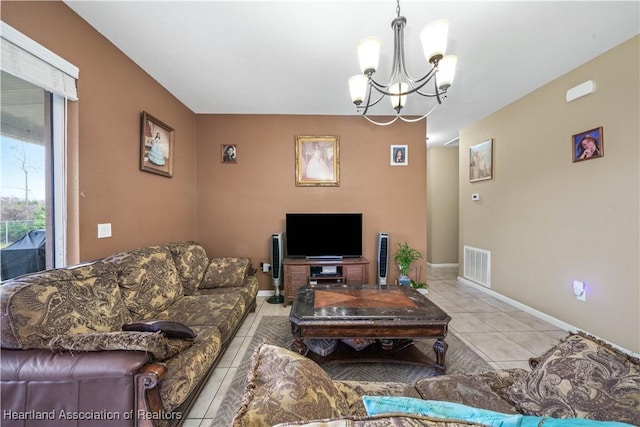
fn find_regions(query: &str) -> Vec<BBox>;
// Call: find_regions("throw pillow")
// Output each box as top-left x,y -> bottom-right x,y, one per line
231,343 -> 349,427
415,372 -> 521,414
506,332 -> 640,425
123,320 -> 196,339
200,257 -> 250,289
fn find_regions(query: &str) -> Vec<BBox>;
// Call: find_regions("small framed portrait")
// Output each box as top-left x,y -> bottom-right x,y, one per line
390,145 -> 408,166
140,111 -> 175,177
295,135 -> 340,186
222,144 -> 237,163
572,127 -> 603,162
469,139 -> 493,182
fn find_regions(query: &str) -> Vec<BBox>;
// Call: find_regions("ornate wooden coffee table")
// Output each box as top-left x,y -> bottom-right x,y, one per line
289,284 -> 451,373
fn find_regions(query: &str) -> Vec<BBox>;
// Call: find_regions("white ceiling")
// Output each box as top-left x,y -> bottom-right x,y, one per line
64,1 -> 639,147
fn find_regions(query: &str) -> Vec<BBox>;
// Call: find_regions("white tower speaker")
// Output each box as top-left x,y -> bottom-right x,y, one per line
376,232 -> 389,285
267,233 -> 284,304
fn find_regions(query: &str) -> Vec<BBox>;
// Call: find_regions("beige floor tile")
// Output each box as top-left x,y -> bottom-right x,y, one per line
448,312 -> 496,333
204,367 -> 239,418
501,331 -> 565,356
453,298 -> 502,313
187,367 -> 228,418
459,332 -> 537,362
473,312 -> 536,332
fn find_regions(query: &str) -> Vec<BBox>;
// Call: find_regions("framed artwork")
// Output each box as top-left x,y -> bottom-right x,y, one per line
572,127 -> 603,162
469,139 -> 493,182
140,111 -> 175,177
221,144 -> 237,163
295,135 -> 340,186
390,145 -> 408,166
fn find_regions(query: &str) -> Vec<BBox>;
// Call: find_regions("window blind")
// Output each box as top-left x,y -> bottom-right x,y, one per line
1,21 -> 78,100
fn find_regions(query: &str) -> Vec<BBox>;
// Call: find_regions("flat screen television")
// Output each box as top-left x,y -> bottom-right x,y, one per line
285,213 -> 362,259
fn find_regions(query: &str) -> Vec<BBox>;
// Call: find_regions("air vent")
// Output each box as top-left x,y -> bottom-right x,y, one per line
463,246 -> 491,287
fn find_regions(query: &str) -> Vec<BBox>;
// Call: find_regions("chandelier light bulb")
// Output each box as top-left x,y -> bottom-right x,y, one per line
357,37 -> 381,74
420,19 -> 449,64
348,74 -> 368,104
437,55 -> 457,89
389,82 -> 408,111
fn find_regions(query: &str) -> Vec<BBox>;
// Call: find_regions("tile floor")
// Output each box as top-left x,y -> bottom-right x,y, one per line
183,266 -> 568,426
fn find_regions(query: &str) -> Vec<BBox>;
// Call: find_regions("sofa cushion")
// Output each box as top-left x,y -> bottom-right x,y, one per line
200,257 -> 250,289
506,332 -> 640,424
151,293 -> 245,341
195,275 -> 259,309
158,326 -> 222,411
47,331 -> 192,361
122,320 -> 196,339
415,370 -> 524,414
166,241 -> 210,295
0,261 -> 130,349
104,246 -> 183,318
232,343 -> 350,427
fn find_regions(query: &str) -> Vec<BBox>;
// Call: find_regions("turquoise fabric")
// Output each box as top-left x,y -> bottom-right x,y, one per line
362,396 -> 634,427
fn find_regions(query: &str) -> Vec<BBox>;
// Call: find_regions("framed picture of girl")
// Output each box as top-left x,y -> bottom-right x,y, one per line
140,111 -> 175,177
572,127 -> 603,162
390,145 -> 408,166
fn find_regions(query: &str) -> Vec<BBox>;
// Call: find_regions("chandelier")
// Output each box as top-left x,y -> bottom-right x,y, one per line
348,0 -> 458,126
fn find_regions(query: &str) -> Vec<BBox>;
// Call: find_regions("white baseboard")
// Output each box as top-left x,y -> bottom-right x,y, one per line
427,262 -> 459,268
457,275 -> 639,358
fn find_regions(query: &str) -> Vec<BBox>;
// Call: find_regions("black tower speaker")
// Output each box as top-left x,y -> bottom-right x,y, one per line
376,232 -> 389,285
267,232 -> 284,304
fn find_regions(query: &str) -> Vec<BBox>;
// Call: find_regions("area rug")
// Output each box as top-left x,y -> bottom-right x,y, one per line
213,315 -> 492,426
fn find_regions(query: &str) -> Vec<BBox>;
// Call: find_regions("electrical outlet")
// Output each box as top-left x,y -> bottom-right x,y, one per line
573,280 -> 585,301
97,223 -> 112,238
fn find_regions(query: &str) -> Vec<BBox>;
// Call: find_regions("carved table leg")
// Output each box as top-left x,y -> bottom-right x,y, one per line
291,337 -> 309,356
433,338 -> 448,374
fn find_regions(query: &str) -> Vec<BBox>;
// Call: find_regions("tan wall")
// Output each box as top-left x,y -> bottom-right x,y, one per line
196,115 -> 427,290
3,1 -> 198,262
427,147 -> 459,265
459,36 -> 640,353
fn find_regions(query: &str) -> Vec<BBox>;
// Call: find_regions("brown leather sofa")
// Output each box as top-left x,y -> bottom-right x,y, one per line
1,241 -> 258,427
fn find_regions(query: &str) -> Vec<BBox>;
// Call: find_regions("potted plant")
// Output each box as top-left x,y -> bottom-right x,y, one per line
393,242 -> 423,286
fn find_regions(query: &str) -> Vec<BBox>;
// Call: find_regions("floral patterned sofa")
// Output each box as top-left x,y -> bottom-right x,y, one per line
231,332 -> 640,427
0,241 -> 258,427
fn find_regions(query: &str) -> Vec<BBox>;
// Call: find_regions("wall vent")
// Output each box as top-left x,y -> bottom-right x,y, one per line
463,246 -> 491,287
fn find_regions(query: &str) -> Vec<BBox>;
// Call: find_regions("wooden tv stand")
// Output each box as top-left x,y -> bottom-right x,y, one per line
282,257 -> 369,306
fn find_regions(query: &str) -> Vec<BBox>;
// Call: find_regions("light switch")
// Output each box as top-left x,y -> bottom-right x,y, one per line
98,223 -> 112,238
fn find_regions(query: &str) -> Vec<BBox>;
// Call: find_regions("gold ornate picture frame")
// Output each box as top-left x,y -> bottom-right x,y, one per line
295,135 -> 340,186
140,111 -> 175,177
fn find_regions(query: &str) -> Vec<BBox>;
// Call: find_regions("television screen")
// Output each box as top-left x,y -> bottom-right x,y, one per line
285,213 -> 362,259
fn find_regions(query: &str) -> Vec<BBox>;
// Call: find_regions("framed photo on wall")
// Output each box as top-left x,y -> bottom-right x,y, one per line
572,127 -> 603,162
469,139 -> 493,182
221,144 -> 237,163
295,135 -> 340,186
140,111 -> 175,177
390,145 -> 408,166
